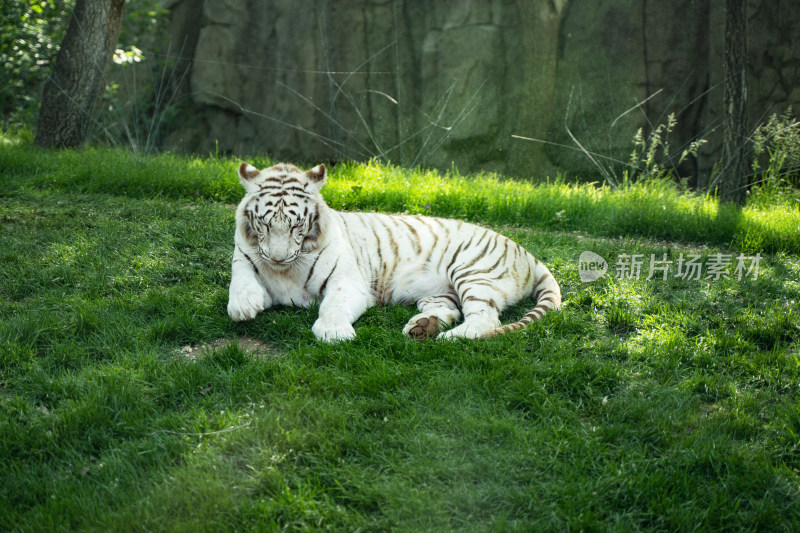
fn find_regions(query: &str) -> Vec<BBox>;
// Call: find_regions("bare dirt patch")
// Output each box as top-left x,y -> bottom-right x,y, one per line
178,336 -> 281,360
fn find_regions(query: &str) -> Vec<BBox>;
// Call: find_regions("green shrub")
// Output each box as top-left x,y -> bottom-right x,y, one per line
0,0 -> 74,130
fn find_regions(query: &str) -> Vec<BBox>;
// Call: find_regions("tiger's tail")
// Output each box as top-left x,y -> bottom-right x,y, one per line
482,263 -> 561,337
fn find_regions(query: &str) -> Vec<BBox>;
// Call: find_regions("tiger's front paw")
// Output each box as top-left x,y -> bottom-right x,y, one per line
312,318 -> 356,342
227,282 -> 269,322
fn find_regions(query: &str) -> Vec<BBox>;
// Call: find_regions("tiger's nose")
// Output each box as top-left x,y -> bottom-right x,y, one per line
271,255 -> 296,264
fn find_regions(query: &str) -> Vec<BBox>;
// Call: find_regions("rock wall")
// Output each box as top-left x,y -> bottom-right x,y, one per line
161,0 -> 800,181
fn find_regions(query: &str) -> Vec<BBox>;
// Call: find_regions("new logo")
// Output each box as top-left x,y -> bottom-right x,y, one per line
579,251 -> 608,282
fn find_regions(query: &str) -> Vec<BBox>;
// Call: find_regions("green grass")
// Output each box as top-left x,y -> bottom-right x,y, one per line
2,144 -> 800,531
2,143 -> 799,254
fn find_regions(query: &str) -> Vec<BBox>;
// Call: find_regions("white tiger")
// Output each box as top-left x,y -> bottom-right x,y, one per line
227,162 -> 561,342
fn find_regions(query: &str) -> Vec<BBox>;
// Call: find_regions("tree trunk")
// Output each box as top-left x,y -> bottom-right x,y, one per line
719,0 -> 748,204
35,0 -> 125,148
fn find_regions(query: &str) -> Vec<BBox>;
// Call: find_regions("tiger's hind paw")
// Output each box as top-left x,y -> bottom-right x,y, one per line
404,316 -> 441,340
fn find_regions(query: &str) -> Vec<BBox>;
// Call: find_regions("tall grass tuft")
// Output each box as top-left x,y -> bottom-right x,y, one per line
624,113 -> 708,186
751,107 -> 800,203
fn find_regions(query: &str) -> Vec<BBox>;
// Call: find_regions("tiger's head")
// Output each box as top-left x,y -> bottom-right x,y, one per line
236,162 -> 327,267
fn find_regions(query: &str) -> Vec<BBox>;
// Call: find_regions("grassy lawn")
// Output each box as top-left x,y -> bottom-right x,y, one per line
1,144 -> 800,531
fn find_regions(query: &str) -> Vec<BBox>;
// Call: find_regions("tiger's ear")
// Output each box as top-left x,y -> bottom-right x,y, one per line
238,162 -> 261,193
306,164 -> 327,190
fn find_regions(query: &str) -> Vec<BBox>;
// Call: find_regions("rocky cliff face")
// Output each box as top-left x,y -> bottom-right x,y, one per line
161,0 -> 800,181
